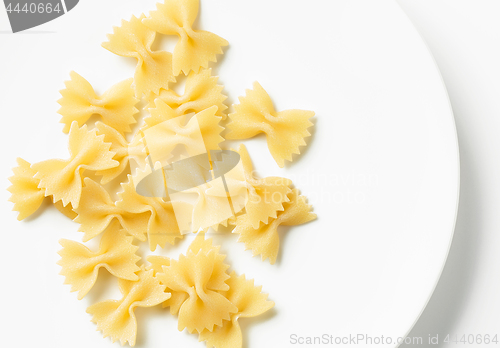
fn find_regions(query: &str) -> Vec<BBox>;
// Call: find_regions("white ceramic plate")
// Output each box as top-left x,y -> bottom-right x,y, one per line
0,0 -> 459,347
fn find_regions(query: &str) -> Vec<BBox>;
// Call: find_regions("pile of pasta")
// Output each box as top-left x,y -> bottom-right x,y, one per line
7,0 -> 316,346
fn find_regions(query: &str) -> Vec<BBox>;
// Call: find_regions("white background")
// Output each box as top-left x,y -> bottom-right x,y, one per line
0,1 -> 498,348
396,1 -> 500,347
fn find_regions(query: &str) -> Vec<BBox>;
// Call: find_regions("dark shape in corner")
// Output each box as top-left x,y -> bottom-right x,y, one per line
4,0 -> 79,33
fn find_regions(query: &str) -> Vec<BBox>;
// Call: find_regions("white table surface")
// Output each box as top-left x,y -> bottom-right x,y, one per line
397,1 -> 500,347
0,1 -> 498,347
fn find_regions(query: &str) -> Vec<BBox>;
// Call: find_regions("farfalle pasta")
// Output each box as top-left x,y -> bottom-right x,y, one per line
235,144 -> 292,229
8,0 -> 317,346
102,14 -> 175,97
95,122 -> 145,184
8,158 -> 46,220
143,0 -> 228,75
146,236 -> 229,313
116,172 -> 190,250
149,68 -> 227,119
233,188 -> 316,264
74,177 -> 150,242
58,71 -> 139,135
58,221 -> 141,300
199,271 -> 274,348
87,267 -> 171,346
8,158 -> 81,220
156,234 -> 237,333
31,122 -> 118,208
227,82 -> 315,168
142,105 -> 223,166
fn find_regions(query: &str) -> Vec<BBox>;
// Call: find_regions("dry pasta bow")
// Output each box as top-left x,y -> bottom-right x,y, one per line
74,178 -> 150,242
58,221 -> 141,300
102,14 -> 175,97
227,82 -> 315,168
236,144 -> 292,229
156,234 -> 237,333
146,236 -> 228,312
58,72 -> 139,135
8,158 -> 79,220
31,122 -> 118,209
143,97 -> 180,129
233,188 -> 316,264
142,104 -> 224,162
86,267 -> 171,346
199,271 -> 275,348
8,158 -> 45,221
148,68 -> 227,119
116,172 -> 191,251
95,122 -> 146,184
143,0 -> 228,76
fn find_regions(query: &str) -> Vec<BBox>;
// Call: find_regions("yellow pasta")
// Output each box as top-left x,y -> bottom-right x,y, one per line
8,158 -> 81,220
58,71 -> 139,135
143,0 -> 228,76
94,122 -> 145,184
74,177 -> 150,242
86,266 -> 171,346
198,271 -> 274,348
142,105 -> 223,166
8,158 -> 45,221
226,82 -> 315,168
143,98 -> 180,130
147,255 -> 171,276
156,234 -> 237,333
8,0 -> 317,345
57,221 -> 141,300
147,237 -> 230,315
102,14 -> 175,97
116,173 -> 190,250
233,188 -> 316,264
31,122 -> 118,209
54,200 -> 78,220
149,68 -> 227,119
235,144 -> 292,229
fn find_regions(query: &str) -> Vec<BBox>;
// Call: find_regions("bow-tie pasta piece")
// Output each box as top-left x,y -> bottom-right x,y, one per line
235,144 -> 292,229
149,68 -> 227,119
233,188 -> 316,264
143,0 -> 228,76
182,180 -> 235,232
31,122 -> 118,209
87,267 -> 171,346
187,233 -> 231,289
143,98 -> 180,130
227,82 -> 315,168
102,14 -> 175,97
74,178 -> 150,242
156,234 -> 237,333
116,173 -> 191,250
58,72 -> 139,135
142,105 -> 223,166
199,271 -> 274,348
94,122 -> 146,184
147,255 -> 191,314
57,221 -> 141,300
8,158 -> 46,220
148,237 -> 229,314
8,158 -> 79,220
